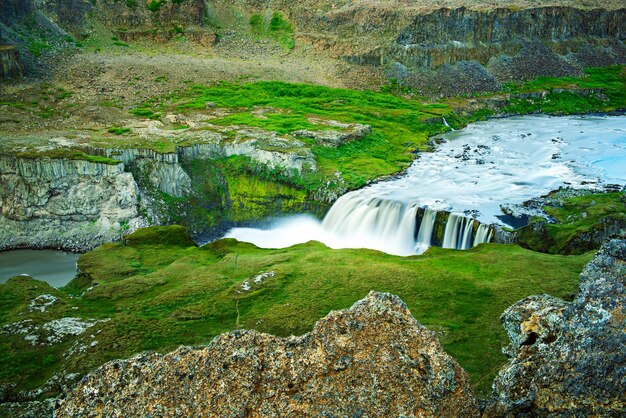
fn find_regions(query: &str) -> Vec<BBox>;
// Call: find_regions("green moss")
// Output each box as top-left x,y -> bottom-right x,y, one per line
169,81 -> 449,188
26,39 -> 50,57
210,112 -> 316,134
14,148 -> 121,165
517,191 -> 626,254
124,225 -> 196,247
0,226 -> 592,396
129,107 -> 161,120
249,11 -> 294,50
107,127 -> 131,135
147,0 -> 166,12
502,66 -> 626,114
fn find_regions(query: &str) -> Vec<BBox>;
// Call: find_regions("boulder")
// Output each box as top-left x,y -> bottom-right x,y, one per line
486,237 -> 626,416
55,291 -> 479,417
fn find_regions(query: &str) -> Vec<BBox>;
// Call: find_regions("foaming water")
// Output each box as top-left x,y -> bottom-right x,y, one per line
225,115 -> 626,256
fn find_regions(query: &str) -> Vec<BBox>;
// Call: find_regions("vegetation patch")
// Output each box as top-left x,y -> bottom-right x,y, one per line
502,66 -> 625,114
162,81 -> 450,189
13,148 -> 121,165
0,226 -> 591,397
250,11 -> 295,50
517,191 -> 626,255
107,127 -> 132,135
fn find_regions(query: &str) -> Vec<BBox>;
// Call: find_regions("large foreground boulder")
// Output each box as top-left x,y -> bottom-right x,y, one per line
485,237 -> 626,416
55,292 -> 479,417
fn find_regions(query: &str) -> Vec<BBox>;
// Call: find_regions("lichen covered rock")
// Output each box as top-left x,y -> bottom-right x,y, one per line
486,237 -> 626,416
55,291 -> 479,417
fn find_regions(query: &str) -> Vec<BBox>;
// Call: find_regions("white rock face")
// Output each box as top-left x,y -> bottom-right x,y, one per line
0,127 -> 319,251
0,156 -> 146,251
28,294 -> 58,312
1,317 -> 108,346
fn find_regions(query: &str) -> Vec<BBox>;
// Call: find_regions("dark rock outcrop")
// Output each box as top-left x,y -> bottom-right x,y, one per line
0,0 -> 35,22
55,292 -> 480,417
347,6 -> 625,69
0,45 -> 22,79
485,237 -> 626,416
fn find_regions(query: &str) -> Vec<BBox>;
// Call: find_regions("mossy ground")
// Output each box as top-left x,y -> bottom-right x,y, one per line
164,80 -> 451,189
249,11 -> 295,51
0,226 -> 592,397
517,191 -> 626,254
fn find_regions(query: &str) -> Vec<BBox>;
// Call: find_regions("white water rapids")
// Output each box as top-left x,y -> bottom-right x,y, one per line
225,115 -> 626,256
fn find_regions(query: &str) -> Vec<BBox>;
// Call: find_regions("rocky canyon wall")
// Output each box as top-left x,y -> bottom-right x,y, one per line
0,156 -> 145,252
0,142 -> 318,251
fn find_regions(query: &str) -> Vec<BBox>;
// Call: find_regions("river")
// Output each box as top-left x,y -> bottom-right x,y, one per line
0,250 -> 79,288
225,115 -> 626,256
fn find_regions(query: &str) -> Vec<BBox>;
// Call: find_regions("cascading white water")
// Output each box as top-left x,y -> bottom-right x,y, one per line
416,207 -> 437,245
224,115 -> 626,256
321,195 -> 421,256
442,213 -> 477,250
321,195 -> 493,254
473,224 -> 493,248
442,117 -> 455,131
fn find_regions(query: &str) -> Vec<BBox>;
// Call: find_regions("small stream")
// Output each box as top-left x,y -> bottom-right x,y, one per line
0,250 -> 79,288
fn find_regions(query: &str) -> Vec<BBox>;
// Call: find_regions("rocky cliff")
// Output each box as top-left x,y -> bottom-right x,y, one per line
54,291 -> 480,417
0,156 -> 145,251
0,136 -> 320,251
485,237 -> 626,415
0,46 -> 22,79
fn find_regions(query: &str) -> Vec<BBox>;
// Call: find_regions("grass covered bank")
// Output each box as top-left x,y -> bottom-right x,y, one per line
0,226 -> 592,397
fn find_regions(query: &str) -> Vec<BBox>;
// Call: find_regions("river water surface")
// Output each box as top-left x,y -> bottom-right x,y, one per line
225,115 -> 626,255
0,250 -> 79,288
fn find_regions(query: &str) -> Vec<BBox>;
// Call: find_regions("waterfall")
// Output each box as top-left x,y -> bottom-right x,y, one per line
322,195 -> 419,256
416,207 -> 437,245
321,194 -> 493,255
443,213 -> 473,250
473,223 -> 493,247
442,117 -> 455,131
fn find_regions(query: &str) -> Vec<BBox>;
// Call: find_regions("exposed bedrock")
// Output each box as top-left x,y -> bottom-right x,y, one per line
0,139 -> 321,251
485,237 -> 626,416
54,291 -> 480,417
0,156 -> 145,252
342,6 -> 625,69
0,46 -> 22,79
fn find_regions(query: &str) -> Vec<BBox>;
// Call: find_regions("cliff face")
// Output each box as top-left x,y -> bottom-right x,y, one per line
94,0 -> 207,28
207,1 -> 624,94
0,46 -> 22,79
54,291 -> 480,417
0,138 -> 319,251
0,156 -> 145,251
382,6 -> 625,69
0,0 -> 35,21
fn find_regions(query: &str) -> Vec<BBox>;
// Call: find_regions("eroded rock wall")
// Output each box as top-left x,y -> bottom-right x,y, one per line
0,156 -> 146,251
0,46 -> 22,79
0,140 -> 319,251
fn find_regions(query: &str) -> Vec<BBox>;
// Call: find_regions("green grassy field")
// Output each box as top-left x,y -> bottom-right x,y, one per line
0,226 -> 592,397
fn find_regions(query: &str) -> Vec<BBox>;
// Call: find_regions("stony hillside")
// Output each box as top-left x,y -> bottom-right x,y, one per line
54,292 -> 480,417
1,0 -> 624,95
